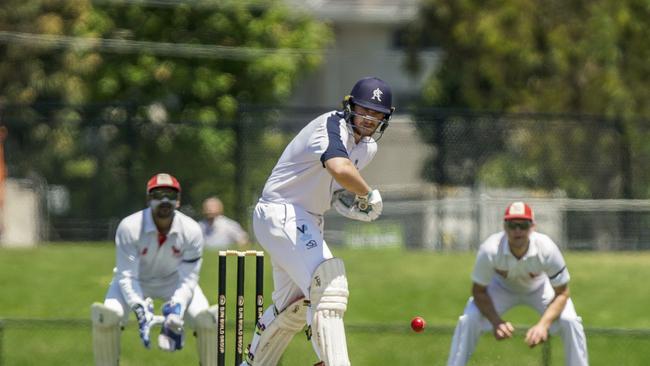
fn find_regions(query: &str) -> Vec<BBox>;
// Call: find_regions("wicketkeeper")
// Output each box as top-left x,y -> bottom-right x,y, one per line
91,173 -> 218,365
243,77 -> 395,366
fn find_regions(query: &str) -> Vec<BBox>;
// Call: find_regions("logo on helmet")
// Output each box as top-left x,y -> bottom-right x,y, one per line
371,88 -> 383,102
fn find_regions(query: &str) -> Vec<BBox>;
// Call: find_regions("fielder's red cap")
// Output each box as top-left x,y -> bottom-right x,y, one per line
504,201 -> 534,221
146,173 -> 181,193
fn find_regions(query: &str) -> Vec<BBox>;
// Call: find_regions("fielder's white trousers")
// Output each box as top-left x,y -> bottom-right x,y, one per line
253,200 -> 333,312
104,279 -> 210,329
447,279 -> 589,366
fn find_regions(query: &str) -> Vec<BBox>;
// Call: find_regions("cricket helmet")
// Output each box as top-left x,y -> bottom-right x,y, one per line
342,77 -> 395,139
146,173 -> 181,193
346,77 -> 394,115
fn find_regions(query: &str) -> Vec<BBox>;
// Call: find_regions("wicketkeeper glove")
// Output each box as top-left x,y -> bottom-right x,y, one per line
158,301 -> 184,351
132,297 -> 155,349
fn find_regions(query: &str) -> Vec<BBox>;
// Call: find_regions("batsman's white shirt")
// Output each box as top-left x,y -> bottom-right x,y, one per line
112,207 -> 204,312
472,231 -> 570,293
261,110 -> 377,215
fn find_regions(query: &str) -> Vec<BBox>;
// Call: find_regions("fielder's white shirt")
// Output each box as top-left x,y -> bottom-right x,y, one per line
472,231 -> 570,294
113,207 -> 204,311
199,215 -> 248,249
261,110 -> 377,215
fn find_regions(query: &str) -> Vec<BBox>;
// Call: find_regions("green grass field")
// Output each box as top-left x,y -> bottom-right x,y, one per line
1,243 -> 649,365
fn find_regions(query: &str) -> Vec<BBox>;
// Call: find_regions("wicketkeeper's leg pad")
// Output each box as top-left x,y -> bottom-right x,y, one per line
194,305 -> 219,366
245,297 -> 308,365
309,258 -> 350,366
91,302 -> 122,366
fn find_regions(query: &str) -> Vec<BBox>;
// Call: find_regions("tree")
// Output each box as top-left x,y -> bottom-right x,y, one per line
0,1 -> 331,222
407,0 -> 650,198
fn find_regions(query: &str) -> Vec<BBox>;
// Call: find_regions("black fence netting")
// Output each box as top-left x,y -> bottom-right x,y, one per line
2,102 -> 650,249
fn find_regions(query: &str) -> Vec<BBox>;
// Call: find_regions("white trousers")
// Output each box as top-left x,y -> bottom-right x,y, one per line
253,200 -> 333,312
447,280 -> 589,366
104,279 -> 209,329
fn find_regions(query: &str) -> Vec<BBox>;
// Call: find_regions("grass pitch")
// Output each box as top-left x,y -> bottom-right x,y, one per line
1,243 -> 649,365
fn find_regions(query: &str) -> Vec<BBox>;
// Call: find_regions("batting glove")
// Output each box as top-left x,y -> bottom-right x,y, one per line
356,189 -> 383,221
132,298 -> 155,349
158,301 -> 184,351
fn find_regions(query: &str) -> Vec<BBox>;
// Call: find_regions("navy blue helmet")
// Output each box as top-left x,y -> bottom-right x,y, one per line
348,77 -> 394,115
342,77 -> 395,140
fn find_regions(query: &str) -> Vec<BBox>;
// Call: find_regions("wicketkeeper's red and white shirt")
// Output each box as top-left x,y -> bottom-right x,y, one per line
472,231 -> 570,294
113,207 -> 204,311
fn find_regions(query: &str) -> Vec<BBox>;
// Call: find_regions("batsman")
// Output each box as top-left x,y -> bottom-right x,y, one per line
91,173 -> 219,365
243,77 -> 395,366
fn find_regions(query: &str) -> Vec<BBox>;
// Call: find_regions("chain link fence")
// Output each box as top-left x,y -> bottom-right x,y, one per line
2,103 -> 650,249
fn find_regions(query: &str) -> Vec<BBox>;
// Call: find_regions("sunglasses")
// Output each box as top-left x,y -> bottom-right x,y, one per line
505,221 -> 532,230
149,189 -> 179,201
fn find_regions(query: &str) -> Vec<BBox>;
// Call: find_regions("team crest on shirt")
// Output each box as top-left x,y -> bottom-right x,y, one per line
171,246 -> 181,257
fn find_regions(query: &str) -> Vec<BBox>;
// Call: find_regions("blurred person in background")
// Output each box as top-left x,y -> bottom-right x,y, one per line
447,201 -> 588,366
199,196 -> 249,250
91,173 -> 218,366
243,77 -> 394,366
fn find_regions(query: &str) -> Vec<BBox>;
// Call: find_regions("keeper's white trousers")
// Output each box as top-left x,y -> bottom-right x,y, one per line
447,279 -> 589,366
253,200 -> 333,312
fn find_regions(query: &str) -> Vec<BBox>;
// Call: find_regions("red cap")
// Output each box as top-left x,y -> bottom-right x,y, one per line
504,201 -> 534,221
146,173 -> 181,193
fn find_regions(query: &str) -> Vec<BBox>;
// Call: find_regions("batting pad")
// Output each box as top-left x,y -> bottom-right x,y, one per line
309,258 -> 350,366
91,303 -> 121,366
195,305 -> 219,366
246,297 -> 307,365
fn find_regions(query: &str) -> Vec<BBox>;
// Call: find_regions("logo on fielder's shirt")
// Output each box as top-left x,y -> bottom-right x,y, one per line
371,88 -> 383,102
171,246 -> 181,257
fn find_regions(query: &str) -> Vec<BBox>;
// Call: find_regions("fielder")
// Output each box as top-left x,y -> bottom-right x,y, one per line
447,202 -> 589,366
243,77 -> 395,366
91,173 -> 218,366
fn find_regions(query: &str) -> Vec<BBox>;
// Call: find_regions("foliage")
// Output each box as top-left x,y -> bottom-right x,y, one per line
407,0 -> 650,198
0,1 -> 331,217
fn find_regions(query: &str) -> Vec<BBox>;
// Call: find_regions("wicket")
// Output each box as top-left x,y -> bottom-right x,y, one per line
217,250 -> 264,366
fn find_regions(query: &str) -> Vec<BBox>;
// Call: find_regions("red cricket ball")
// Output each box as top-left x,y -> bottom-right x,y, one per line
411,316 -> 426,333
